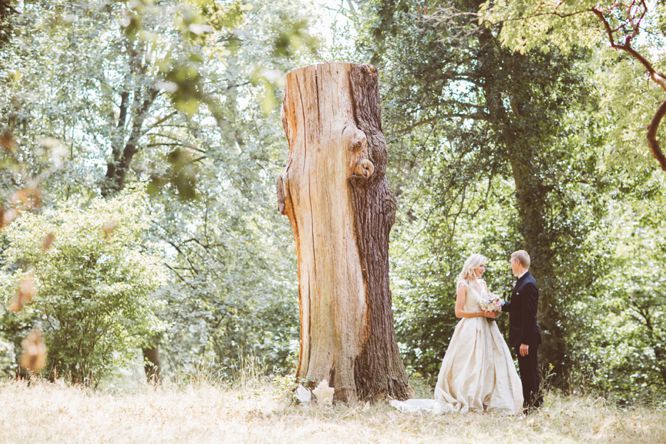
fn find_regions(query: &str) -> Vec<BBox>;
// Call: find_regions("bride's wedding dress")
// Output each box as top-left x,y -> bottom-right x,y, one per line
391,279 -> 523,415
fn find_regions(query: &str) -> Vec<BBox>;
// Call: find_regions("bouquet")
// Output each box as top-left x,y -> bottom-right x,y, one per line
479,293 -> 503,313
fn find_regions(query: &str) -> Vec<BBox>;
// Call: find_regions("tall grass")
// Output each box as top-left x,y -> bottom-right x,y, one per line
0,377 -> 663,443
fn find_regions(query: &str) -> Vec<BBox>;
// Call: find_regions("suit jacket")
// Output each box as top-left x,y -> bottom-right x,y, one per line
501,271 -> 542,347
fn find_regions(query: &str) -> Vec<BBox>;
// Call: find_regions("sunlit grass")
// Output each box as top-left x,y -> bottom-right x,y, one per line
0,378 -> 663,443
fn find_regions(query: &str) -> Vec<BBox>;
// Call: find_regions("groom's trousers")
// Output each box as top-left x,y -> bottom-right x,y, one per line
515,344 -> 543,409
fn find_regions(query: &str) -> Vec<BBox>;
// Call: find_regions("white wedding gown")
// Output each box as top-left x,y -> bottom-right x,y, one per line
391,279 -> 523,415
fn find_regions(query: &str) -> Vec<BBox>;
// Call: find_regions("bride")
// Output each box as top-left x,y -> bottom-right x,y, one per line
391,254 -> 523,415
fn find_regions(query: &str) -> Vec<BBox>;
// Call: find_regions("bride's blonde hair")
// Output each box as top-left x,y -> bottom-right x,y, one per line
456,253 -> 488,284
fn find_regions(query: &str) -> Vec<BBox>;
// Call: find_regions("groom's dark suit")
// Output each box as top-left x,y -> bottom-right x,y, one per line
501,271 -> 543,410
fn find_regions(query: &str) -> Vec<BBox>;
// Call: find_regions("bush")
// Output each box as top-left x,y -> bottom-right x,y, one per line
0,334 -> 16,377
0,191 -> 165,385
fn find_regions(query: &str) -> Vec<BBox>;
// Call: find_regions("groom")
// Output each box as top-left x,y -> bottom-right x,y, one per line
501,250 -> 543,412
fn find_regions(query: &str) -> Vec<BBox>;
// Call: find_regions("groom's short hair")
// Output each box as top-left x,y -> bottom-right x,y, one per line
511,250 -> 530,268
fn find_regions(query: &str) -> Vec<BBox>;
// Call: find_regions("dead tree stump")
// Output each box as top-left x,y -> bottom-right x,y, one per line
277,62 -> 410,403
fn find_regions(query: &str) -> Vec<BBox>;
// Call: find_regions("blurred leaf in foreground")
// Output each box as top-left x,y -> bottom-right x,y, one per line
19,329 -> 47,374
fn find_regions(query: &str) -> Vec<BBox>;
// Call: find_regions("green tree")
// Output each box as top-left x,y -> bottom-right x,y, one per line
357,0 -> 608,388
0,0 -> 318,381
0,191 -> 164,385
480,0 -> 666,172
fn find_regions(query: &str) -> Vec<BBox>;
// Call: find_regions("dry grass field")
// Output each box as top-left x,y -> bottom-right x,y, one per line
0,378 -> 664,444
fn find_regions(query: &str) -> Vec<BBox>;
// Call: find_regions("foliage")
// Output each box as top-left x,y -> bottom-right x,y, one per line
0,191 -> 165,385
153,193 -> 299,380
356,0 -> 610,387
481,0 -> 666,171
0,0 -> 318,383
477,0 -> 666,403
568,168 -> 666,404
0,335 -> 16,377
479,1 -> 666,56
0,0 -> 17,45
133,0 -> 314,379
0,0 -> 663,408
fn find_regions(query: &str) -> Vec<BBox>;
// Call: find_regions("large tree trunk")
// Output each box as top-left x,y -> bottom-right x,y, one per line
277,62 -> 410,403
142,345 -> 161,383
476,26 -> 569,388
508,147 -> 567,387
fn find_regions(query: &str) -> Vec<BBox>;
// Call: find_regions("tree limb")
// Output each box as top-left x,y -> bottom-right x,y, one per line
591,5 -> 666,171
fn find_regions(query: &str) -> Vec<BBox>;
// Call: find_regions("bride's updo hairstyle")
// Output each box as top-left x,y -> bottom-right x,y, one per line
456,253 -> 488,285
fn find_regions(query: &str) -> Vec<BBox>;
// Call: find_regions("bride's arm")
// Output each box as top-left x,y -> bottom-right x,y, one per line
454,282 -> 487,319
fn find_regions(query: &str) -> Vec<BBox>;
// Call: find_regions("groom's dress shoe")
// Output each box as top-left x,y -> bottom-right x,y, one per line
523,402 -> 542,415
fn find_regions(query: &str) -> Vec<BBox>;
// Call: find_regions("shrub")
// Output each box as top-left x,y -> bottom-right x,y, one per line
0,191 -> 165,385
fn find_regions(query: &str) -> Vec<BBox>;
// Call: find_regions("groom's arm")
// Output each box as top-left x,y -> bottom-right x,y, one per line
501,290 -> 513,312
520,283 -> 539,346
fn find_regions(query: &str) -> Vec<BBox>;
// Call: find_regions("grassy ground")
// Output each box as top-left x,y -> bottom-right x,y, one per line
0,379 -> 664,444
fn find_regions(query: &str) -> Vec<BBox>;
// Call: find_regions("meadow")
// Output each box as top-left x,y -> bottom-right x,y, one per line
1,378 -> 664,444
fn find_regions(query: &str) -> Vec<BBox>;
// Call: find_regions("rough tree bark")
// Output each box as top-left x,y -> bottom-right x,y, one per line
277,62 -> 410,403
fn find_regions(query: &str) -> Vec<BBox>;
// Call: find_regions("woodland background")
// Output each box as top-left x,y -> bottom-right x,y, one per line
0,0 -> 664,414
